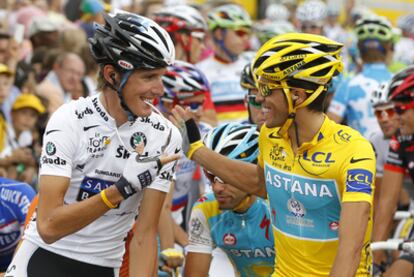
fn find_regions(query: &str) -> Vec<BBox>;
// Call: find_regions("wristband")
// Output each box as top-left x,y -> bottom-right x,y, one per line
114,176 -> 137,199
100,190 -> 117,209
187,140 -> 204,159
185,119 -> 201,143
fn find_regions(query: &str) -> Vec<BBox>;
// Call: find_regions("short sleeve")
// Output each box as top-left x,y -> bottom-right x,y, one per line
186,206 -> 214,254
341,137 -> 376,205
39,104 -> 79,178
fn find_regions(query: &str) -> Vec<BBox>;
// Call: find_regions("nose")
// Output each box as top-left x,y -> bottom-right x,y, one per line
212,181 -> 225,193
256,93 -> 264,103
152,77 -> 165,97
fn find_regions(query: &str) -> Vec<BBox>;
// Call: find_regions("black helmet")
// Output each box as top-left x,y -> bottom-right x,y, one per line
240,63 -> 255,89
89,10 -> 175,70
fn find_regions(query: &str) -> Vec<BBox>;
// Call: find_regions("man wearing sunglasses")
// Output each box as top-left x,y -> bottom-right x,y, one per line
172,33 -> 376,276
240,62 -> 265,129
373,66 -> 414,276
185,123 -> 275,277
197,4 -> 254,124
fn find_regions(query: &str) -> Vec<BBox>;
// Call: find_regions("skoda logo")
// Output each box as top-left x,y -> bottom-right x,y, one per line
45,142 -> 56,156
130,132 -> 147,149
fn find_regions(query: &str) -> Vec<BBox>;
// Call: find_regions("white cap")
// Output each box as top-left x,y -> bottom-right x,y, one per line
29,17 -> 59,37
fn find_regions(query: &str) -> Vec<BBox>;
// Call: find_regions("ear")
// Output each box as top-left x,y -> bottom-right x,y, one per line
213,28 -> 223,40
290,88 -> 306,106
103,64 -> 118,86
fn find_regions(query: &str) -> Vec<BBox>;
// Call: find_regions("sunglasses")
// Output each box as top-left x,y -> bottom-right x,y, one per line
246,94 -> 261,108
191,31 -> 206,41
258,83 -> 285,97
374,107 -> 395,120
233,28 -> 251,37
204,170 -> 225,184
394,101 -> 414,115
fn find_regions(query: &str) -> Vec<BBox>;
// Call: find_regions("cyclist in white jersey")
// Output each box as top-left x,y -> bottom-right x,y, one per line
7,11 -> 181,277
196,4 -> 254,123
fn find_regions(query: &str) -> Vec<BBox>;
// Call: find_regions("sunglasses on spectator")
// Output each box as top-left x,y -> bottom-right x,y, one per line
394,101 -> 414,115
246,94 -> 261,108
374,107 -> 396,120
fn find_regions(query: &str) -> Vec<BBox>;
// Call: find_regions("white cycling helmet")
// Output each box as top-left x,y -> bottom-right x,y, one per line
154,5 -> 207,33
371,82 -> 391,108
296,0 -> 327,24
265,3 -> 290,22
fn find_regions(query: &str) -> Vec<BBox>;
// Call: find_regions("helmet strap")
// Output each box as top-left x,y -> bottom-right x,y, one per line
107,70 -> 137,122
213,29 -> 238,62
175,33 -> 193,63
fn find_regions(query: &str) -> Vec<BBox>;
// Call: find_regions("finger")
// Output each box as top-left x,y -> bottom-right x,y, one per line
159,154 -> 180,166
170,108 -> 184,123
168,115 -> 180,128
160,265 -> 172,273
135,142 -> 145,155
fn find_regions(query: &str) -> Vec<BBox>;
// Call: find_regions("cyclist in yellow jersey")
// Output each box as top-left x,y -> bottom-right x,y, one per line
171,33 -> 376,277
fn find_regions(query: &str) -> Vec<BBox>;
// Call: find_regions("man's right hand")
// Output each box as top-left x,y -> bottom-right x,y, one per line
115,143 -> 180,199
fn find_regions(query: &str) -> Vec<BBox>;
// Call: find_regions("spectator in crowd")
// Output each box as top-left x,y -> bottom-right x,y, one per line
36,51 -> 85,107
29,17 -> 60,50
2,94 -> 45,184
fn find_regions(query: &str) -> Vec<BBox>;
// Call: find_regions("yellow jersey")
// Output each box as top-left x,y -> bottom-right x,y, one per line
258,116 -> 375,277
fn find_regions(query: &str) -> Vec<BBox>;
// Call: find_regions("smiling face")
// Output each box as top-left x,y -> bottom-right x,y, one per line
255,86 -> 289,129
374,104 -> 400,138
122,67 -> 166,117
394,101 -> 414,135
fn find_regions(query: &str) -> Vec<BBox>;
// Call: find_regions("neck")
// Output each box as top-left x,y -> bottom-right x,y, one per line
100,89 -> 128,126
288,109 -> 325,150
233,195 -> 256,213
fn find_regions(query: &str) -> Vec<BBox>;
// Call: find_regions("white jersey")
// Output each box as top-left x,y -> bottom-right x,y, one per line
24,94 -> 182,268
196,52 -> 254,123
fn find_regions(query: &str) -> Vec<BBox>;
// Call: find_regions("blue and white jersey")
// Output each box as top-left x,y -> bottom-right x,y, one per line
328,63 -> 392,138
187,193 -> 275,277
0,178 -> 35,271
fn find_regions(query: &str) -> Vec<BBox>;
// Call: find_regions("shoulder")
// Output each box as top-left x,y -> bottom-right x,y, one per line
0,177 -> 36,201
192,193 -> 220,218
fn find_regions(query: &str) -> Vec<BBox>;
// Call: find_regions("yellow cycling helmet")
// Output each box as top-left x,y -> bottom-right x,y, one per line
252,33 -> 344,136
